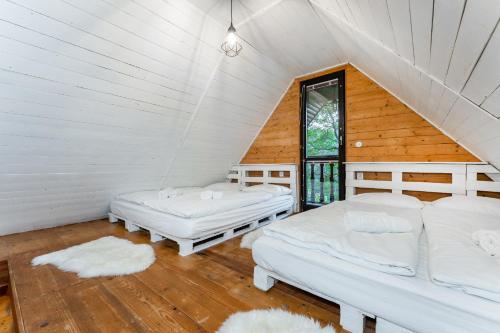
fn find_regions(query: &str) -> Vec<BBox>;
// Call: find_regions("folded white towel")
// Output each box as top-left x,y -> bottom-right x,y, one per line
199,190 -> 224,200
344,210 -> 413,233
472,230 -> 500,256
158,187 -> 178,200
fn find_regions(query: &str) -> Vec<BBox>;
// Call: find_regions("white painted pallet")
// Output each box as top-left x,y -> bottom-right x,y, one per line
109,163 -> 297,255
109,207 -> 292,256
345,162 -> 500,200
255,162 -> 500,333
227,164 -> 299,212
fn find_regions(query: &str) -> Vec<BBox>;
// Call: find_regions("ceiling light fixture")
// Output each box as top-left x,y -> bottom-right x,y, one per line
221,0 -> 242,57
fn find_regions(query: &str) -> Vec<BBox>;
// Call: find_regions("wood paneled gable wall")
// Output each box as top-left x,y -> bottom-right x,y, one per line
241,64 -> 479,165
240,64 -> 480,201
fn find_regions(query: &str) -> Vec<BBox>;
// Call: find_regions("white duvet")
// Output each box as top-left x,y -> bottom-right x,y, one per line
423,206 -> 500,302
143,190 -> 273,218
117,187 -> 202,205
263,201 -> 423,276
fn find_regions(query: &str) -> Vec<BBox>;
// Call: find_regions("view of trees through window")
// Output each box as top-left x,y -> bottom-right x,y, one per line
304,83 -> 341,206
306,100 -> 340,157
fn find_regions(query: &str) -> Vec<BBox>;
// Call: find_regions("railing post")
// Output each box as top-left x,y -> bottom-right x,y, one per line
330,162 -> 335,202
319,163 -> 325,203
310,163 -> 316,203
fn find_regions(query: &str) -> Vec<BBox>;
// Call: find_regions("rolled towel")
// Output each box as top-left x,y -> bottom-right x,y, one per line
344,210 -> 413,233
212,191 -> 223,199
159,187 -> 178,200
199,190 -> 224,200
472,230 -> 500,256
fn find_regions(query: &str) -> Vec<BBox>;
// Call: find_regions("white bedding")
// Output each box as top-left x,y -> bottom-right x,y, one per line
117,187 -> 202,205
264,201 -> 423,276
143,190 -> 273,218
117,190 -> 160,205
110,195 -> 293,239
423,205 -> 500,302
252,234 -> 500,333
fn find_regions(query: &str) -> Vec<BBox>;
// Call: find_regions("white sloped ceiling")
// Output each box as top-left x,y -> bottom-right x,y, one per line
310,0 -> 500,167
1,0 -> 499,234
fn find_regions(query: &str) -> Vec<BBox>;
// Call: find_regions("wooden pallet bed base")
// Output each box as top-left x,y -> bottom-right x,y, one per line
254,162 -> 500,333
254,266 -> 404,333
109,207 -> 293,256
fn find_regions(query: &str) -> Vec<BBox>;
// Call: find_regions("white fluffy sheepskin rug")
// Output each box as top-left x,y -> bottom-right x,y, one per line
216,309 -> 335,333
240,228 -> 264,249
32,236 -> 155,278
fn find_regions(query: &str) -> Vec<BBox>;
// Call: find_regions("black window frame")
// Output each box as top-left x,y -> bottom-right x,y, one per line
300,70 -> 346,211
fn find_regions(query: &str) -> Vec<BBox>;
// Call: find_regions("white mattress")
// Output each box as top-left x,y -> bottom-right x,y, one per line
253,234 -> 500,333
263,201 -> 423,276
110,195 -> 293,239
423,205 -> 500,302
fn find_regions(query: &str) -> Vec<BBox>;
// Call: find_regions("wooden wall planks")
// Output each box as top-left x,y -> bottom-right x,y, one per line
241,64 -> 479,200
241,64 -> 478,165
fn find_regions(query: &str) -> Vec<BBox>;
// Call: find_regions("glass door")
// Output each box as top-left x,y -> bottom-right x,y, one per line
300,71 -> 345,211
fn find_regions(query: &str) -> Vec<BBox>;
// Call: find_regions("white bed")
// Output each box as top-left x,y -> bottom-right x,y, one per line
253,233 -> 500,333
109,164 -> 297,256
253,162 -> 500,333
262,199 -> 423,276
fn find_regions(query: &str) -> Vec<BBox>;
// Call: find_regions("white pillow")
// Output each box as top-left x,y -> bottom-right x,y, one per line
205,182 -> 241,191
347,192 -> 424,209
432,196 -> 500,217
242,184 -> 292,196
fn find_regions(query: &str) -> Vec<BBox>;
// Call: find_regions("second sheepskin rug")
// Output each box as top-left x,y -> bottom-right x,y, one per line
32,236 -> 155,278
216,309 -> 335,333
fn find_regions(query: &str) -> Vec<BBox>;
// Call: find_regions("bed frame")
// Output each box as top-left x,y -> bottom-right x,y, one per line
254,162 -> 500,333
109,163 -> 297,256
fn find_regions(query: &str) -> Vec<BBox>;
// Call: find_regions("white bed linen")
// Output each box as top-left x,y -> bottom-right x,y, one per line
117,187 -> 202,205
263,201 -> 422,275
117,191 -> 159,205
110,195 -> 293,239
143,191 -> 273,218
253,234 -> 500,333
423,205 -> 500,302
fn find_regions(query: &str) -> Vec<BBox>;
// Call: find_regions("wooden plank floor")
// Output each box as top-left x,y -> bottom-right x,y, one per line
0,295 -> 13,333
0,220 -> 375,333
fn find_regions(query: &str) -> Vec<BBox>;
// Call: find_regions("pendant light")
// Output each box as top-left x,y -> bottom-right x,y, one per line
221,0 -> 242,57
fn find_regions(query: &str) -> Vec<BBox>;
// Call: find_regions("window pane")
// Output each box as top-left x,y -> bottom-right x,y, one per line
305,83 -> 340,158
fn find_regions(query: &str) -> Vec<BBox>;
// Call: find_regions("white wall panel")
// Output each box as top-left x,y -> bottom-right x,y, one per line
429,0 -> 466,82
409,0 -> 433,72
445,0 -> 500,92
462,24 -> 500,105
368,0 -> 397,50
481,87 -> 500,118
387,0 -> 414,62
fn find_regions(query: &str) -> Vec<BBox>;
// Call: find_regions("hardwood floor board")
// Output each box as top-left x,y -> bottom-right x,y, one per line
102,277 -> 205,333
1,220 -> 373,333
190,253 -> 343,330
19,289 -> 80,333
0,295 -> 13,333
10,252 -> 85,303
134,263 -> 234,332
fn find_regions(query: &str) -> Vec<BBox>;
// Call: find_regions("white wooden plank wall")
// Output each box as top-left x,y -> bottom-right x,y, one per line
2,0 -> 500,234
0,0 -> 348,234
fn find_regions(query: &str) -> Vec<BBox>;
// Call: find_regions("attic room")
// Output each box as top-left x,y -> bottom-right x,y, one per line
1,0 -> 500,332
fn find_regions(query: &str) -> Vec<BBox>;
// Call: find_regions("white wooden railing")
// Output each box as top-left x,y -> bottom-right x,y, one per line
227,164 -> 299,211
345,162 -> 500,200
